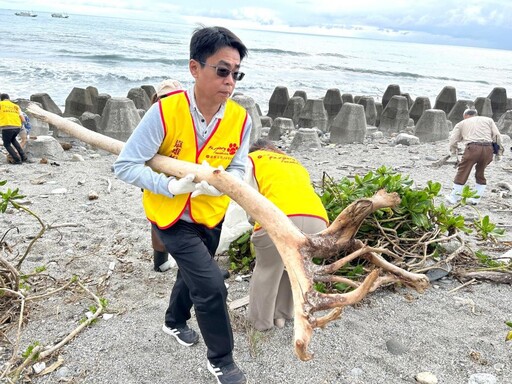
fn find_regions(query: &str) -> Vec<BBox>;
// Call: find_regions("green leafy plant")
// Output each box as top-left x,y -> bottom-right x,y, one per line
18,282 -> 30,293
0,179 -> 26,213
475,250 -> 507,269
34,266 -> 47,273
226,167 -> 507,293
321,167 -> 449,241
473,215 -> 505,241
1,179 -> 47,269
19,266 -> 48,286
433,203 -> 471,235
506,321 -> 512,342
318,167 -> 506,292
321,167 -> 503,244
21,341 -> 40,360
227,231 -> 254,274
99,297 -> 109,309
79,298 -> 108,325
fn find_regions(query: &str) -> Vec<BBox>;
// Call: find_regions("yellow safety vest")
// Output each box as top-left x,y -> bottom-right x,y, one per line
249,150 -> 329,230
143,91 -> 248,229
0,100 -> 22,127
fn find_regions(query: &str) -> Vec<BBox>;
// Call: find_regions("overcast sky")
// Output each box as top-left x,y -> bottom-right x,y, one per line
3,0 -> 512,50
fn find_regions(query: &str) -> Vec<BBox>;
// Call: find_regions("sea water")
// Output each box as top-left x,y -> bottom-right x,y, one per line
2,8 -> 512,113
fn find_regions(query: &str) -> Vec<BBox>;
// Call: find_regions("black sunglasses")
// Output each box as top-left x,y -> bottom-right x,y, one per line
199,61 -> 245,81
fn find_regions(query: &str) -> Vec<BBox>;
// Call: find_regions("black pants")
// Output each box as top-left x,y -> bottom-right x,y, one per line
154,220 -> 233,367
2,127 -> 26,163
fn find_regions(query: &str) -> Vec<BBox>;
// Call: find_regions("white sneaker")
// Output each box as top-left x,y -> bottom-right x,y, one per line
207,361 -> 247,384
445,194 -> 459,205
161,324 -> 199,346
158,257 -> 178,272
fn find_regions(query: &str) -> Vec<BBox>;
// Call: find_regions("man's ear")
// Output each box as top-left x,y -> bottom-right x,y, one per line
189,60 -> 200,79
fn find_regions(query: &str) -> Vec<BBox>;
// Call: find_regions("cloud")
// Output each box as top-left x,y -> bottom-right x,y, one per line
3,0 -> 512,49
230,7 -> 282,25
266,0 -> 512,49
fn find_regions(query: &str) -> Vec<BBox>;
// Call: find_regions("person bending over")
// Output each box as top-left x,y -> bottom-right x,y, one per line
0,93 -> 27,164
446,108 -> 504,205
246,139 -> 329,330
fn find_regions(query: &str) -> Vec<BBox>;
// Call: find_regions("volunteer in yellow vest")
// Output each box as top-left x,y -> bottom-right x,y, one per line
145,79 -> 234,279
1,93 -> 27,165
246,139 -> 329,331
114,27 -> 251,384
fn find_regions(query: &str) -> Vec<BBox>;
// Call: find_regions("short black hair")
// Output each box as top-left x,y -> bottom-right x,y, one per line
0,93 -> 10,101
190,26 -> 248,64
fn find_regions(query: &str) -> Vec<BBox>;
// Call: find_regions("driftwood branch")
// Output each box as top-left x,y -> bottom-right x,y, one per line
1,278 -> 104,382
430,154 -> 458,168
27,103 -> 429,361
458,271 -> 512,284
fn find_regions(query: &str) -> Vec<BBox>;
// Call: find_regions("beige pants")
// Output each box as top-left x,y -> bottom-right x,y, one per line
248,215 -> 327,331
19,127 -> 28,149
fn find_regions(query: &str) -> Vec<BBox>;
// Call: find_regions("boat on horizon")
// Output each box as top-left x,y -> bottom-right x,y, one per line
15,11 -> 37,17
51,13 -> 69,18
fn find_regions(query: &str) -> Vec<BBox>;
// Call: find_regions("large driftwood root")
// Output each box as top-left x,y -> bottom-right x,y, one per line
27,104 -> 429,361
288,190 -> 429,360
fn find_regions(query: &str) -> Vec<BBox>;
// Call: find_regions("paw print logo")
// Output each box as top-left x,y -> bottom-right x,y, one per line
228,143 -> 239,155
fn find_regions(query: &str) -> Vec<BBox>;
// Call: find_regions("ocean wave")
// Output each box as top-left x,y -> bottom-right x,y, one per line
251,48 -> 310,57
314,65 -> 491,85
318,52 -> 350,58
476,65 -> 512,73
131,36 -> 182,45
58,53 -> 189,66
103,73 -> 164,83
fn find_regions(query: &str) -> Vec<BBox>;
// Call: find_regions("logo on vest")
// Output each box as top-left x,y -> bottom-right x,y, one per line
170,140 -> 183,159
228,143 -> 239,155
1,105 -> 19,114
265,154 -> 299,164
206,143 -> 239,160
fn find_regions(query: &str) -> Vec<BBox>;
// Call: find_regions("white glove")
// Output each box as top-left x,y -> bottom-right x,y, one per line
167,174 -> 197,195
191,180 -> 223,198
190,161 -> 224,198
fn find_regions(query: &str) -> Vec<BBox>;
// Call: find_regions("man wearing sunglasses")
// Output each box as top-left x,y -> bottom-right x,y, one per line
114,26 -> 251,384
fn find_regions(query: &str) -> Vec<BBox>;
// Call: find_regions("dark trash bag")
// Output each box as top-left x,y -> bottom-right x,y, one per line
492,142 -> 500,155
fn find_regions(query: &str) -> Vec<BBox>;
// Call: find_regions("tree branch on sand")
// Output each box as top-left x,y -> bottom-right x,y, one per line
27,103 -> 430,361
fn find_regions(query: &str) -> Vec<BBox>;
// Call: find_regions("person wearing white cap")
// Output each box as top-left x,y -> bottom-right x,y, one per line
152,79 -> 184,104
446,108 -> 504,205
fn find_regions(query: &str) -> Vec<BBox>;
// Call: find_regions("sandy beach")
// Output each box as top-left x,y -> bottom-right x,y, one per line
1,129 -> 512,383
